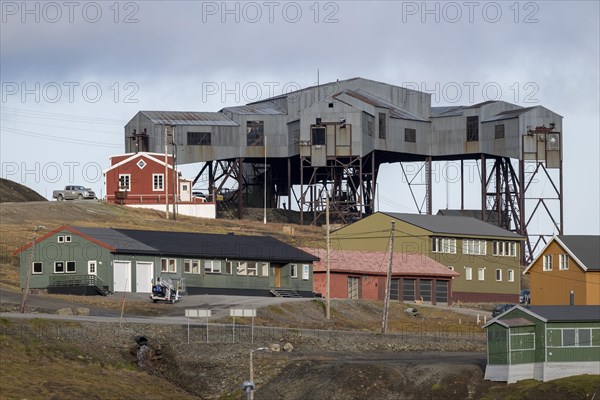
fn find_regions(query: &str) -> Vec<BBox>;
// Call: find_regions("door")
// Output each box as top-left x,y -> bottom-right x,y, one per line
113,261 -> 131,292
135,261 -> 153,293
275,268 -> 281,288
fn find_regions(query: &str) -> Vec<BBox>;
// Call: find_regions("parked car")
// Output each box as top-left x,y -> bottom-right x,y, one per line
519,290 -> 531,304
492,303 -> 515,317
53,185 -> 96,201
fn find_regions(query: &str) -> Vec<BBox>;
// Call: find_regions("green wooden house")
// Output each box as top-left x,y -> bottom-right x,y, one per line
14,225 -> 318,297
484,305 -> 600,383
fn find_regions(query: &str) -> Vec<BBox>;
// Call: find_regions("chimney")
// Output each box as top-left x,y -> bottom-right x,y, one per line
569,290 -> 575,306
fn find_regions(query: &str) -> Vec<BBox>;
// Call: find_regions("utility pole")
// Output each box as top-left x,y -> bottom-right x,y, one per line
326,191 -> 331,319
164,125 -> 170,220
263,134 -> 267,225
21,225 -> 45,313
381,221 -> 395,334
171,125 -> 177,221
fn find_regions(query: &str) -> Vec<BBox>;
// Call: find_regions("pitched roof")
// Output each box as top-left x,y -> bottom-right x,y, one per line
333,89 -> 429,122
140,111 -> 238,126
114,228 -> 318,263
380,212 -> 523,239
436,209 -> 501,225
484,305 -> 600,327
523,235 -> 600,274
73,227 -> 156,253
556,235 -> 600,271
492,317 -> 536,328
302,248 -> 459,278
222,101 -> 286,115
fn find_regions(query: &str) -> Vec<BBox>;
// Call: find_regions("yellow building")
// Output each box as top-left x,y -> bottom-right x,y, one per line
524,235 -> 600,305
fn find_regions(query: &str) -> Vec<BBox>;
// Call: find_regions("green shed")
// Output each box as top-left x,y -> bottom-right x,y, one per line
484,305 -> 600,383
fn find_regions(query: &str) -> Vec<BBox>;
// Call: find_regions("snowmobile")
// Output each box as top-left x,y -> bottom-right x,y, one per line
149,277 -> 181,303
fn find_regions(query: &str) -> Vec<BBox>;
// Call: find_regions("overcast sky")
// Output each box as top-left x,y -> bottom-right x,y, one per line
1,0 -> 598,235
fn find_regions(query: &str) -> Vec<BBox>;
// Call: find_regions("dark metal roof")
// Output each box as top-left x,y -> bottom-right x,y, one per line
430,106 -> 465,118
140,111 -> 238,126
381,212 -> 522,239
465,100 -> 498,109
73,227 -> 156,252
114,228 -> 319,263
557,235 -> 600,271
437,209 -> 501,226
222,102 -> 286,115
334,89 -> 429,122
525,305 -> 600,322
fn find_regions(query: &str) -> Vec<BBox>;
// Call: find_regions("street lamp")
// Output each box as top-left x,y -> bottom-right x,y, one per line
20,225 -> 45,313
243,347 -> 268,400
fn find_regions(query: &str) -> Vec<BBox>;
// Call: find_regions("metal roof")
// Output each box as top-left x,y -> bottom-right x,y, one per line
481,106 -> 537,123
430,106 -> 465,118
334,89 -> 429,122
437,209 -> 501,226
222,101 -> 286,115
556,235 -> 600,271
381,212 -> 523,239
114,228 -> 318,263
140,111 -> 238,126
73,227 -> 157,252
525,305 -> 600,322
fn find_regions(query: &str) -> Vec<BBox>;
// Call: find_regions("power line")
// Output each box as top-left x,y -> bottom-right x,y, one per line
1,126 -> 122,148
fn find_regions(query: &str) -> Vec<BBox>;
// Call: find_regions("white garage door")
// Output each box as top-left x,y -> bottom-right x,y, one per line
135,262 -> 154,293
113,261 -> 131,292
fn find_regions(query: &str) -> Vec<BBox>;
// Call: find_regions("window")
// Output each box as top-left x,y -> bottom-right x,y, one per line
261,262 -> 269,277
562,329 -> 576,347
348,276 -> 359,299
184,259 -> 201,274
463,239 -> 487,255
247,121 -> 264,146
543,255 -> 553,271
495,269 -> 502,281
378,113 -> 386,139
493,241 -> 517,257
494,124 -> 505,139
554,328 -> 597,347
465,267 -> 472,281
578,329 -> 592,346
225,261 -> 236,275
466,116 -> 479,141
404,128 -> 416,143
291,264 -> 298,278
118,174 -> 131,191
559,254 -> 569,270
311,126 -> 326,145
367,119 -> 374,137
32,262 -> 43,274
54,261 -> 64,273
237,262 -> 247,276
431,237 -> 457,254
302,264 -> 310,280
161,258 -> 176,273
66,261 -> 76,273
88,260 -> 97,275
448,266 -> 455,271
247,262 -> 258,276
57,236 -> 64,243
508,269 -> 514,282
187,131 -> 211,145
205,260 -> 222,274
153,174 -> 164,191
65,236 -> 71,243
478,267 -> 485,281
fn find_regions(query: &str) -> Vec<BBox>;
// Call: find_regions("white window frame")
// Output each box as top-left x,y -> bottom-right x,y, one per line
559,254 -> 569,270
184,259 -> 201,274
493,240 -> 517,257
508,269 -> 514,282
302,264 -> 310,280
237,262 -> 248,276
495,269 -> 502,281
57,236 -> 64,243
65,236 -> 72,243
478,267 -> 485,281
465,267 -> 472,281
88,260 -> 97,275
225,261 -> 236,275
152,173 -> 164,191
261,262 -> 269,277
463,239 -> 487,255
161,258 -> 176,273
204,260 -> 222,274
432,237 -> 457,254
32,262 -> 43,275
291,264 -> 298,278
54,261 -> 65,273
66,261 -> 76,274
448,266 -> 454,271
543,255 -> 553,271
118,174 -> 131,191
247,262 -> 258,276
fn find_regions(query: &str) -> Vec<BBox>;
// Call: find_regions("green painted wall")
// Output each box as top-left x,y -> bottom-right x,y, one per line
487,324 -> 508,365
333,212 -> 521,296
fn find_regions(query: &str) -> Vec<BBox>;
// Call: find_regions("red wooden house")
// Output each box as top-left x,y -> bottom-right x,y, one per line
104,152 -> 215,218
